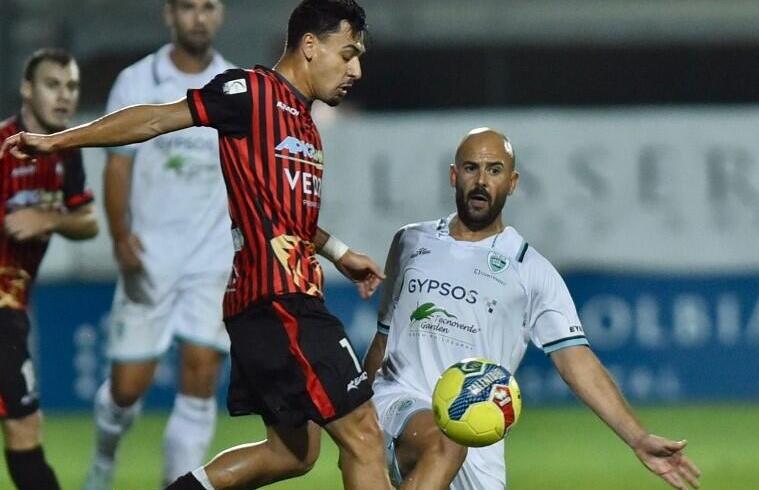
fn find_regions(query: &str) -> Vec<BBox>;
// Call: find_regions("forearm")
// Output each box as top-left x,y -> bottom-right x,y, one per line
49,206 -> 99,240
315,226 -> 349,263
104,155 -> 133,239
363,332 -> 387,385
49,100 -> 192,151
552,346 -> 647,447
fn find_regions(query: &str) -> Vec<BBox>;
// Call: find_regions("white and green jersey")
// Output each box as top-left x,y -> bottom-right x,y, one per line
107,44 -> 234,282
374,214 -> 588,489
376,213 -> 588,397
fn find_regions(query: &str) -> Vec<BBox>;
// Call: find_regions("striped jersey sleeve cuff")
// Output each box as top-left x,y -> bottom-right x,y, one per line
542,335 -> 590,355
186,89 -> 209,126
377,322 -> 390,335
66,190 -> 95,209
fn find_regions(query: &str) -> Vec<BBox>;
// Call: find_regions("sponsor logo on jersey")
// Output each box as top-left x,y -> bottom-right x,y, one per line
473,268 -> 507,286
487,251 -> 510,274
222,78 -> 247,95
410,247 -> 431,259
276,101 -> 300,116
275,136 -> 324,164
408,301 -> 481,339
284,169 -> 322,197
410,302 -> 456,322
347,371 -> 368,392
407,278 -> 478,304
486,298 -> 498,314
10,164 -> 36,178
569,325 -> 584,334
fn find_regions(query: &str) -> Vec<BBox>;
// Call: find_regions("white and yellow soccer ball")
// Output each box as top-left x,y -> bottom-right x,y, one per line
432,358 -> 522,447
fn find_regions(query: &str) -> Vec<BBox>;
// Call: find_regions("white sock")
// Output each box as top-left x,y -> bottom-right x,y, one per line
163,394 -> 217,484
92,380 -> 142,468
191,467 -> 216,490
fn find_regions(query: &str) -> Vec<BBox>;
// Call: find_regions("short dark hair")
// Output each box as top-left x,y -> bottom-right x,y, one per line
23,48 -> 75,81
286,0 -> 366,50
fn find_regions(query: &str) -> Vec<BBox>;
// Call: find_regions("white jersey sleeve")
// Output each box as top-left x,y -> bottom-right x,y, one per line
105,62 -> 147,156
377,227 -> 408,335
523,247 -> 589,354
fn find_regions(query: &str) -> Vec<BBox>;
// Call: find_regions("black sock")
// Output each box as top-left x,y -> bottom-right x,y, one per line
4,446 -> 61,490
164,472 -> 207,490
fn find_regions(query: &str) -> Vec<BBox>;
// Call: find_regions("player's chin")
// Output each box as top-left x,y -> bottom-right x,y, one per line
324,95 -> 344,107
43,118 -> 68,132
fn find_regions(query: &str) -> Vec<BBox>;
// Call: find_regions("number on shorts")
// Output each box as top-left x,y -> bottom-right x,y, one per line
339,338 -> 362,373
21,360 -> 36,394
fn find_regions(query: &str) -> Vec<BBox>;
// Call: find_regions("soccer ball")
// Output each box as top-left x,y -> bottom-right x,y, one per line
432,358 -> 522,447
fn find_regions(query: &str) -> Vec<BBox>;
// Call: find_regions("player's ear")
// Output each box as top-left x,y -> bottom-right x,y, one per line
301,33 -> 317,62
508,170 -> 520,195
449,163 -> 457,188
19,79 -> 32,100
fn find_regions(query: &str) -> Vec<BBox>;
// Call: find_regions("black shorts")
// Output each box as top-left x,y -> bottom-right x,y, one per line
225,294 -> 373,427
0,308 -> 39,419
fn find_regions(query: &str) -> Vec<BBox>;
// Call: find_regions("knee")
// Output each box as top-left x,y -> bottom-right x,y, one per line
2,412 -> 42,450
283,454 -> 317,477
110,385 -> 142,407
180,351 -> 222,398
339,404 -> 385,461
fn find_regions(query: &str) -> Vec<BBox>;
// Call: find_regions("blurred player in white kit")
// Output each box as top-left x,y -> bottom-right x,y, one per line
83,1 -> 234,488
364,128 -> 702,490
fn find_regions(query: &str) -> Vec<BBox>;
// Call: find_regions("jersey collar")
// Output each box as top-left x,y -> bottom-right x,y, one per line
437,212 -> 520,250
258,65 -> 312,110
153,44 -> 226,84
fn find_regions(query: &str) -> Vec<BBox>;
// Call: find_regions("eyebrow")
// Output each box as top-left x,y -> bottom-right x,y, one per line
462,160 -> 505,166
342,44 -> 365,56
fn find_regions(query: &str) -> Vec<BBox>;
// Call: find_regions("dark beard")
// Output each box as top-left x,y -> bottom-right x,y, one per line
455,186 -> 505,232
176,34 -> 211,57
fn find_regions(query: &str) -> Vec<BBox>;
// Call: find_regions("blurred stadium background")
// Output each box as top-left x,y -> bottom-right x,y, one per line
2,0 -> 759,488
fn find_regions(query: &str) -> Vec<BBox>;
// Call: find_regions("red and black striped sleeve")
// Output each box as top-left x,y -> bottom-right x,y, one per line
62,149 -> 94,209
186,68 -> 253,136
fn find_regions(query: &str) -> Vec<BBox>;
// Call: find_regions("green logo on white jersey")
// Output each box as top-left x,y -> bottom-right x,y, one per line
410,302 -> 457,322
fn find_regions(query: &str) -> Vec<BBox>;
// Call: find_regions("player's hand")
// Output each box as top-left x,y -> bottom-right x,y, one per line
4,208 -> 55,241
0,132 -> 56,161
114,233 -> 144,273
632,434 -> 701,489
335,250 -> 385,299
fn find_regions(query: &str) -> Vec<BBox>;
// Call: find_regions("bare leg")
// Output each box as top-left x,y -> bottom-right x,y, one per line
324,401 -> 393,490
396,410 -> 467,490
204,421 -> 321,489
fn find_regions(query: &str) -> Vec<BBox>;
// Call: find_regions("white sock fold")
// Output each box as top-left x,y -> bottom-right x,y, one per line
92,379 -> 142,467
191,467 -> 216,490
163,394 -> 217,484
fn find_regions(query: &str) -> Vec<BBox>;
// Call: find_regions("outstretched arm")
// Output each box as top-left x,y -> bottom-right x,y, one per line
315,226 -> 384,299
0,99 -> 193,159
550,346 -> 701,489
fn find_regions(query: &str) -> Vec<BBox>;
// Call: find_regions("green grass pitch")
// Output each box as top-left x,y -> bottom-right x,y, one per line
2,404 -> 757,489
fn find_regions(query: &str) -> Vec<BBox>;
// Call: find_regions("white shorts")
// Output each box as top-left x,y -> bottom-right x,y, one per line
372,378 -> 507,490
107,270 -> 230,361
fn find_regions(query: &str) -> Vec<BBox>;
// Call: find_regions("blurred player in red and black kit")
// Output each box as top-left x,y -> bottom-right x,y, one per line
0,48 -> 98,490
1,1 -> 393,489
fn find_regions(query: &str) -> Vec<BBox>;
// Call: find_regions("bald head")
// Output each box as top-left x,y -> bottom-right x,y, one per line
450,127 -> 519,233
455,127 -> 515,169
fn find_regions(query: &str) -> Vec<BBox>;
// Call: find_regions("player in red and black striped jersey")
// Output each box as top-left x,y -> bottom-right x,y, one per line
0,49 -> 98,490
186,64 -> 328,318
0,2 -> 393,489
